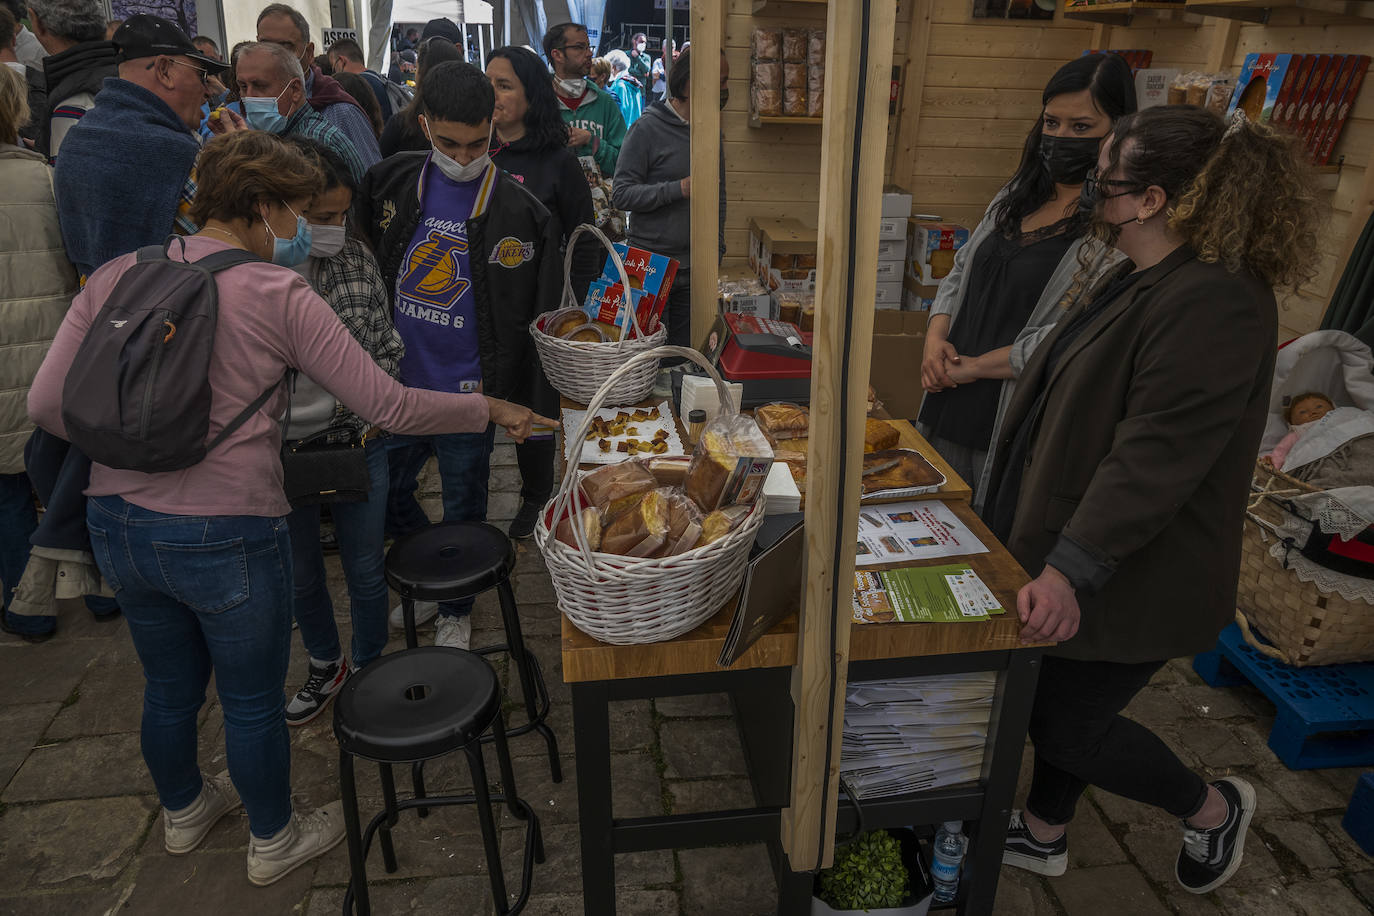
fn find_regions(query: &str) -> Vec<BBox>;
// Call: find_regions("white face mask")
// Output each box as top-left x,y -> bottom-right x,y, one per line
423,117 -> 493,183
309,222 -> 347,258
555,76 -> 586,98
4,61 -> 25,75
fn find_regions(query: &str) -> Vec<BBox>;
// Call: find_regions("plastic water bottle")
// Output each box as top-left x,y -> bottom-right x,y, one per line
931,820 -> 968,904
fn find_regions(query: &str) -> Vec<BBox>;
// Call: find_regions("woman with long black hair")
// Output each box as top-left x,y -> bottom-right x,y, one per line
917,53 -> 1135,510
378,37 -> 463,157
486,44 -> 599,539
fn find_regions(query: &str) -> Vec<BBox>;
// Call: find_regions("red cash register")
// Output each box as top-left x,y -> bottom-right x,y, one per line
701,313 -> 813,406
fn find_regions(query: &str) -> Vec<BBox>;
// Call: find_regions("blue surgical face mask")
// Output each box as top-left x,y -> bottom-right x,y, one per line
263,201 -> 312,266
241,83 -> 293,133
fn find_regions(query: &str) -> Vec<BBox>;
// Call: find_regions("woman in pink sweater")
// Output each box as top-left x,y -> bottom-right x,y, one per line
27,131 -> 552,887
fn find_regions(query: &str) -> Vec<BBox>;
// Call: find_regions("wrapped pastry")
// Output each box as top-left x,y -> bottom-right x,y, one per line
784,62 -> 807,91
861,449 -> 944,493
752,27 -> 781,61
807,65 -> 824,117
555,506 -> 602,550
698,505 -> 753,547
654,488 -> 705,557
808,29 -> 826,67
580,459 -> 657,520
782,28 -> 808,62
646,456 -> 691,489
684,413 -> 775,512
864,418 -> 900,453
755,402 -> 810,441
752,85 -> 782,118
600,488 -> 670,557
784,87 -> 807,117
752,59 -> 782,92
564,322 -> 608,343
542,307 -> 592,339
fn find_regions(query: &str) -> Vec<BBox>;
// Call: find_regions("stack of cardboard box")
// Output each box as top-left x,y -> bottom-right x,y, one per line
875,188 -> 911,312
904,219 -> 969,314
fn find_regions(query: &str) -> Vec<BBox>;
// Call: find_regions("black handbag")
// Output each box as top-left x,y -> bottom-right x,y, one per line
280,425 -> 370,509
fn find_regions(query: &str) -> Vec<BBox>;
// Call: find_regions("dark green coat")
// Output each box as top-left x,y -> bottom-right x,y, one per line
990,247 -> 1276,663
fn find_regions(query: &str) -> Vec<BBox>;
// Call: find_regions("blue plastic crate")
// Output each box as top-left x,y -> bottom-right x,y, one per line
1342,773 -> 1374,856
1193,623 -> 1374,770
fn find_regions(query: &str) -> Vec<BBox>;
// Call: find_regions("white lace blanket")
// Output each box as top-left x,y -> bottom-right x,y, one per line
1267,539 -> 1374,604
1289,487 -> 1374,541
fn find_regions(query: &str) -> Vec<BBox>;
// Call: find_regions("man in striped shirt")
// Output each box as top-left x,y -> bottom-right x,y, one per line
26,0 -> 114,161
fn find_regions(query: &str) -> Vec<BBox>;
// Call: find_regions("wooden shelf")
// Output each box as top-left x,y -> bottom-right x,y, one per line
752,0 -> 826,12
749,114 -> 824,127
1063,1 -> 1199,25
1183,0 -> 1374,23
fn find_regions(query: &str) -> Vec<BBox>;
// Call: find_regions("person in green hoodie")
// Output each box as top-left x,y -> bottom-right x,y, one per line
543,22 -> 624,178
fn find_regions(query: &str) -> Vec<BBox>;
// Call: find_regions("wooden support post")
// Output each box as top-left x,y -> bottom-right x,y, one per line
1204,18 -> 1242,72
690,1 -> 725,345
890,0 -> 933,193
781,0 -> 898,873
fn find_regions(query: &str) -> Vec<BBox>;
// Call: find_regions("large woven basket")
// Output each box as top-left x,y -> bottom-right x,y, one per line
529,224 -> 667,406
1236,458 -> 1374,667
536,346 -> 767,645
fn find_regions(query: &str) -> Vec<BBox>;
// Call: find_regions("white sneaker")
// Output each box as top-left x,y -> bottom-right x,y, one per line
388,599 -> 439,631
434,614 -> 471,650
164,771 -> 241,854
246,801 -> 346,887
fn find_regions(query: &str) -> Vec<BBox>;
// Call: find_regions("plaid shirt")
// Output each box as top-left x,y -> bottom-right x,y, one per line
313,237 -> 405,434
285,107 -> 369,184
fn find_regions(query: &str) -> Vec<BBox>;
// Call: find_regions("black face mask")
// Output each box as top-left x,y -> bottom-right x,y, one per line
1041,134 -> 1103,185
720,87 -> 729,110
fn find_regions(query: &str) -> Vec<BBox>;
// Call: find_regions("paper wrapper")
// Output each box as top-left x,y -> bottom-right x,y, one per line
684,414 -> 775,513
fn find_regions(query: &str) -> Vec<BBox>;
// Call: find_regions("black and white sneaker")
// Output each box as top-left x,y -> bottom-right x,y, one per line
507,500 -> 541,540
1176,776 -> 1256,894
284,657 -> 349,726
1002,810 -> 1068,876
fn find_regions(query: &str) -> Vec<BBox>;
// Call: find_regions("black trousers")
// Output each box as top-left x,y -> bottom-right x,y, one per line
515,437 -> 556,506
1026,655 -> 1209,826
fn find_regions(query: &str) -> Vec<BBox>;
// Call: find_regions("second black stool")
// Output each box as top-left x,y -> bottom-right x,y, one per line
385,521 -> 561,782
335,647 -> 544,915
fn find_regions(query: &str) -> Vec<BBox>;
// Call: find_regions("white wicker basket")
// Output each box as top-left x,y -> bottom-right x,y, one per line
537,346 -> 767,645
529,224 -> 667,406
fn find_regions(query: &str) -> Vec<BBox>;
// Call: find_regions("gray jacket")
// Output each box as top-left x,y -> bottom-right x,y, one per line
611,100 -> 724,270
929,191 -> 1125,509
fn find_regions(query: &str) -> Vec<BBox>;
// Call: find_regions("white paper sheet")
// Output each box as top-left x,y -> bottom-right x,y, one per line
561,400 -> 686,465
854,500 -> 988,567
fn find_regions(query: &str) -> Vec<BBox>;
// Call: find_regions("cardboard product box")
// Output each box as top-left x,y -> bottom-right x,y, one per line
1273,54 -> 1313,129
903,288 -> 935,312
583,243 -> 679,333
876,238 -> 907,261
873,308 -> 906,333
875,279 -> 904,308
881,186 -> 913,218
875,259 -> 904,283
719,269 -> 775,320
877,216 -> 906,241
1227,53 -> 1297,123
1301,55 -> 1348,151
751,217 -> 819,293
1317,55 -> 1370,165
584,281 -> 656,335
870,312 -> 928,421
1292,55 -> 1337,145
1135,69 -> 1180,109
907,220 -> 969,286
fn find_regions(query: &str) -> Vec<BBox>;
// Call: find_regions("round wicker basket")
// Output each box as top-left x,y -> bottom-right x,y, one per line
536,346 -> 767,645
529,224 -> 666,406
1237,458 -> 1374,667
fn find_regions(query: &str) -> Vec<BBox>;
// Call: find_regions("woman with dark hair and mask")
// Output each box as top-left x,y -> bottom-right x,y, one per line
984,105 -> 1321,893
379,36 -> 463,157
918,53 -> 1135,510
484,44 -> 598,539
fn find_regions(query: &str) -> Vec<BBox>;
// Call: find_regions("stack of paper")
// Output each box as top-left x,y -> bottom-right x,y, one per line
762,461 -> 800,515
840,672 -> 995,800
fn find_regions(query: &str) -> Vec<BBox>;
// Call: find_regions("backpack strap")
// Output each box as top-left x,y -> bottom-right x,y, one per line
206,377 -> 286,454
194,248 -> 265,273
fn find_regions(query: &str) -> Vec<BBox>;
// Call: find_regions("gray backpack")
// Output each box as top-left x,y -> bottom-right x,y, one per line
62,241 -> 282,472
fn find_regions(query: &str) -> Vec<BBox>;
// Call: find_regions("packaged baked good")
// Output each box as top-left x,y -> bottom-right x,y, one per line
752,27 -> 781,61
655,488 -> 705,557
564,322 -> 608,343
752,59 -> 782,92
806,66 -> 824,117
864,418 -> 900,453
684,413 -> 775,512
784,61 -> 807,91
645,456 -> 691,489
555,506 -> 603,550
1203,77 -> 1233,115
782,28 -> 808,62
784,87 -> 808,117
861,449 -> 944,494
698,505 -> 754,546
580,460 -> 657,519
541,307 -> 592,339
752,85 -> 782,118
1168,71 -> 1197,106
600,488 -> 670,557
808,29 -> 826,67
755,402 -> 810,441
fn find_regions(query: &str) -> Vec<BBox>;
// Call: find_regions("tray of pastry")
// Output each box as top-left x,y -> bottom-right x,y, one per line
561,400 -> 688,465
772,446 -> 945,502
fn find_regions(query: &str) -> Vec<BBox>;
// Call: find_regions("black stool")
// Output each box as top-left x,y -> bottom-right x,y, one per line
334,647 -> 544,915
385,522 -> 561,782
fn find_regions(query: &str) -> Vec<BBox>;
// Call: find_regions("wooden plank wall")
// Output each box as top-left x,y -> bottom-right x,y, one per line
1101,10 -> 1374,341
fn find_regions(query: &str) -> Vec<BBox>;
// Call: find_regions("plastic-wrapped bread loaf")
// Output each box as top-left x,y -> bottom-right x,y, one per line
782,28 -> 808,62
752,84 -> 782,118
752,59 -> 782,92
580,460 -> 657,520
752,27 -> 781,61
807,65 -> 825,117
784,87 -> 807,117
555,506 -> 603,550
808,29 -> 826,67
683,414 -> 775,512
600,488 -> 671,557
784,61 -> 807,91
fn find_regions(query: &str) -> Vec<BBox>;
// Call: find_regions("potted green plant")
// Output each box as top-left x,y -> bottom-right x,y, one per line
812,828 -> 933,916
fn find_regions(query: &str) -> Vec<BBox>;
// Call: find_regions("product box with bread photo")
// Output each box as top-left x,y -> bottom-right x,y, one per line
1227,53 -> 1297,124
1300,55 -> 1348,151
750,217 -> 818,293
1316,55 -> 1369,165
906,220 -> 969,287
583,243 -> 679,333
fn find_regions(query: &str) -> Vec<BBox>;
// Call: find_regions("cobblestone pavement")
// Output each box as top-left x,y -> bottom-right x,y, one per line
1,438 -> 1371,914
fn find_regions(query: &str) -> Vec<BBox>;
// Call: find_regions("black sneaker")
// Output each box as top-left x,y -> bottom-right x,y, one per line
284,658 -> 349,726
1,613 -> 54,643
1002,810 -> 1068,876
1176,776 -> 1256,894
507,500 -> 542,540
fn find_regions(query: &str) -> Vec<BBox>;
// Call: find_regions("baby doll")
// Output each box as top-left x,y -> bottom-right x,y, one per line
1263,392 -> 1335,469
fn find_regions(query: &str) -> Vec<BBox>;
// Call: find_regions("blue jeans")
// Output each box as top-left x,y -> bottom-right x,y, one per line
86,495 -> 294,839
288,438 -> 389,668
384,425 -> 495,619
0,473 -> 37,612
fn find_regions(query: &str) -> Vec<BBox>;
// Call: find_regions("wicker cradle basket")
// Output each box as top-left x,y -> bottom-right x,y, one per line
1236,459 -> 1374,667
536,346 -> 767,645
529,224 -> 667,406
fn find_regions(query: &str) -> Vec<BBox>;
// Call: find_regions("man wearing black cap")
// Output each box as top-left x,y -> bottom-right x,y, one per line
54,13 -> 223,279
421,16 -> 461,46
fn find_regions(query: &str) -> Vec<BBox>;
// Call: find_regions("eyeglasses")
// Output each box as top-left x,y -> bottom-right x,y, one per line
1085,167 -> 1144,197
161,58 -> 211,88
559,42 -> 590,52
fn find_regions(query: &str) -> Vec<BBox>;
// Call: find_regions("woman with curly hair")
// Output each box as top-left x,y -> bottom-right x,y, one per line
982,105 -> 1321,894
